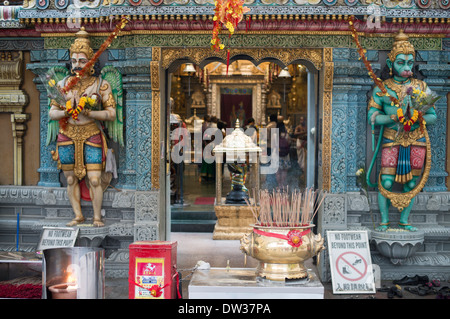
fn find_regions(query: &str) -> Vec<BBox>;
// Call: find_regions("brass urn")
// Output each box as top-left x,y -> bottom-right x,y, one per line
240,224 -> 324,281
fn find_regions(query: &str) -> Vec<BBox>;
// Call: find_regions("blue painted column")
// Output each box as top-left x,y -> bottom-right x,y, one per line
27,49 -> 69,187
112,47 -> 152,191
330,48 -> 377,193
417,50 -> 450,192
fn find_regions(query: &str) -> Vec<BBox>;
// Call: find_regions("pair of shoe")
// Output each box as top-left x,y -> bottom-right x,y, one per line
405,284 -> 436,296
393,275 -> 429,286
377,285 -> 403,299
404,281 -> 441,296
388,285 -> 403,299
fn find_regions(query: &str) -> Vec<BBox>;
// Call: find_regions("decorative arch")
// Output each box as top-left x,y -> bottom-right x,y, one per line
160,47 -> 324,71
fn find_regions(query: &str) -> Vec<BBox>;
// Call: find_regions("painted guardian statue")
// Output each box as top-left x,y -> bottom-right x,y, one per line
46,28 -> 123,227
367,30 -> 438,232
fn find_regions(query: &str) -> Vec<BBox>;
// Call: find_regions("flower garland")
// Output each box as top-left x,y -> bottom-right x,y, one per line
65,98 -> 84,121
211,0 -> 249,52
348,15 -> 424,133
65,94 -> 99,121
58,16 -> 128,129
62,16 -> 130,95
397,107 -> 418,132
211,0 -> 249,74
211,0 -> 225,52
348,16 -> 399,106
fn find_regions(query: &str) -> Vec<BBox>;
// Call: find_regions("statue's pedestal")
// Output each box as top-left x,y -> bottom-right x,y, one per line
213,201 -> 255,240
371,229 -> 425,265
188,268 -> 324,299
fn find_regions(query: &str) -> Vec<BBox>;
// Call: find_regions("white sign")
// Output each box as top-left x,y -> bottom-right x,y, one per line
327,230 -> 375,294
37,227 -> 79,252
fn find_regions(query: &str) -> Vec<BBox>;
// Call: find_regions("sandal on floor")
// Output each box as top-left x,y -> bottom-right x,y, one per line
405,286 -> 427,296
431,280 -> 441,287
388,285 -> 403,298
407,284 -> 435,296
436,286 -> 450,299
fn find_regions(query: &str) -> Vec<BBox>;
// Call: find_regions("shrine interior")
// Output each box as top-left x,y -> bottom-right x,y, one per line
168,61 -> 311,232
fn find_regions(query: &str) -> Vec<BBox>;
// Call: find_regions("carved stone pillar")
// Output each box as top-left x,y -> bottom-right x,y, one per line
0,51 -> 29,186
27,49 -> 64,187
417,51 -> 450,192
10,113 -> 29,185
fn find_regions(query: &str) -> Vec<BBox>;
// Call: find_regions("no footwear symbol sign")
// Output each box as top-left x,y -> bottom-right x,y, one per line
327,231 -> 376,294
336,251 -> 367,282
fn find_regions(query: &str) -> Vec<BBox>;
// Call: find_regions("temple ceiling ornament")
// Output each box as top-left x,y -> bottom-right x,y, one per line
8,11 -> 447,50
14,1 -> 450,20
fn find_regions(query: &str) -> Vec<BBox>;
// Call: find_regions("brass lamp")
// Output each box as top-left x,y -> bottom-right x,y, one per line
183,63 -> 196,96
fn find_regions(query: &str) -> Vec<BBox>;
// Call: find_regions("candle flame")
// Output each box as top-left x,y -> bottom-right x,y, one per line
66,273 -> 78,290
67,273 -> 77,283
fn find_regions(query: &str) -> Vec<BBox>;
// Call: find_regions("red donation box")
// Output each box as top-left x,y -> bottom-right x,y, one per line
129,241 -> 178,299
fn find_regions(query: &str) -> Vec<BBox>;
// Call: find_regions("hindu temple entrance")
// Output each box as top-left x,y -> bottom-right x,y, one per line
156,50 -> 323,234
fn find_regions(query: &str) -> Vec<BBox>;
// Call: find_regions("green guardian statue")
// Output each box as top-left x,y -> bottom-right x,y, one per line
367,30 -> 438,232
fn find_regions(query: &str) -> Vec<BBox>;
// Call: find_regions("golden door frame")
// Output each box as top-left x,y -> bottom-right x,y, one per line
150,47 -> 333,191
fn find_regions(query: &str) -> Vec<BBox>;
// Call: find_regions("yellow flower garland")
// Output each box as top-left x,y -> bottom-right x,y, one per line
396,107 -> 419,132
65,97 -> 87,121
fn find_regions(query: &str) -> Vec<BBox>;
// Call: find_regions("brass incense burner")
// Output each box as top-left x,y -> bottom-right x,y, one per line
240,224 -> 324,281
240,188 -> 326,281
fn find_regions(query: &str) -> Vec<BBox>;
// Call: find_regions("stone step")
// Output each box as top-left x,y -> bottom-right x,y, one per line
171,220 -> 216,233
170,207 -> 216,233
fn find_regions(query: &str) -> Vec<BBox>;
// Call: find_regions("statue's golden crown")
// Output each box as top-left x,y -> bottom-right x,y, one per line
69,27 -> 94,59
387,29 -> 415,62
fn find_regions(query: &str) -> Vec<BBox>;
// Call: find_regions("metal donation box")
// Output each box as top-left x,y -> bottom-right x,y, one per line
128,241 -> 178,299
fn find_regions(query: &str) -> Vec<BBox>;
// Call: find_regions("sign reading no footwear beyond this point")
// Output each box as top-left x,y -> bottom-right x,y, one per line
37,227 -> 79,252
327,230 -> 375,294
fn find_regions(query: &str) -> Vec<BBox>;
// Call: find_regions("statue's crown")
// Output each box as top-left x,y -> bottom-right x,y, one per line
69,27 -> 94,59
387,29 -> 415,62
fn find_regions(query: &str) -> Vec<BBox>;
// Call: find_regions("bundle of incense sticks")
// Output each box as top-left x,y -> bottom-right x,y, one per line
245,187 -> 325,227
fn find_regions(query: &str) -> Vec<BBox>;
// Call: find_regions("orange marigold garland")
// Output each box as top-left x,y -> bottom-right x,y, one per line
211,0 -> 250,74
348,16 -> 399,106
58,16 -> 129,130
211,0 -> 249,52
211,0 -> 225,52
62,16 -> 130,95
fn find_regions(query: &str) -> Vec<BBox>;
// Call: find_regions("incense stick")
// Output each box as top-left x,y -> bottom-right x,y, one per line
246,188 -> 326,227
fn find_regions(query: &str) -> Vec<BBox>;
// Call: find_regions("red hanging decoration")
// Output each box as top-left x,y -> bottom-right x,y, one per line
226,49 -> 230,75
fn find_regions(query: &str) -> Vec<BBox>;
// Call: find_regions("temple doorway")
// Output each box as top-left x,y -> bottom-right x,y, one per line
155,49 -> 323,234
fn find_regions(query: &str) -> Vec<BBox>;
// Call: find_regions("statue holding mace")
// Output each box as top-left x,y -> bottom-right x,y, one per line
45,26 -> 124,227
366,30 -> 439,231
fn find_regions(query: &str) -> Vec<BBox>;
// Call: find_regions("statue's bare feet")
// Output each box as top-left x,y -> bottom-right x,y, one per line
398,223 -> 417,231
93,219 -> 104,227
376,223 -> 389,232
66,217 -> 85,227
